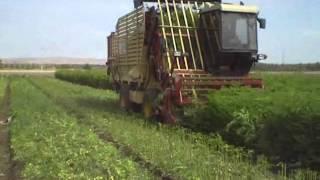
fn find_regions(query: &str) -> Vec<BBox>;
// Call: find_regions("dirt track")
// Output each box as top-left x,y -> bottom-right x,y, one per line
0,83 -> 17,180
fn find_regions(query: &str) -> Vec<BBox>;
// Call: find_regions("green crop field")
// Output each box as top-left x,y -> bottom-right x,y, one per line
55,69 -> 112,89
184,73 -> 320,170
0,72 -> 319,179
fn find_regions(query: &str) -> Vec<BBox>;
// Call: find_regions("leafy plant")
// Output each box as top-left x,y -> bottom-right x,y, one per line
185,73 -> 320,171
10,79 -> 151,179
32,77 -> 294,179
55,69 -> 112,89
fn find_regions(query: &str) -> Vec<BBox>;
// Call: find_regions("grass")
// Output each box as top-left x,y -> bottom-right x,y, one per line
0,77 -> 8,118
30,77 -> 292,179
55,69 -> 112,89
0,77 -> 6,100
10,78 -> 152,179
50,71 -> 320,179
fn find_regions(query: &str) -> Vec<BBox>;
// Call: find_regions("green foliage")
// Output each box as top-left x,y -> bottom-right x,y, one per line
253,63 -> 320,72
185,73 -> 320,171
0,77 -> 7,118
55,69 -> 112,89
82,64 -> 92,70
0,77 -> 6,99
30,77 -> 291,179
10,79 -> 151,179
53,68 -> 320,176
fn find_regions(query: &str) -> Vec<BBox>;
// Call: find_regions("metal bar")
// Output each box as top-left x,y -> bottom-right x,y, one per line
159,25 -> 217,31
139,9 -> 143,63
163,33 -> 194,37
126,15 -> 129,64
182,88 -> 214,92
182,76 -> 263,80
189,1 -> 204,69
181,1 -> 197,70
174,69 -> 207,74
157,0 -> 172,69
165,0 -> 180,69
201,15 -> 216,65
141,0 -> 221,2
188,1 -> 203,98
209,15 -> 221,50
173,0 -> 188,70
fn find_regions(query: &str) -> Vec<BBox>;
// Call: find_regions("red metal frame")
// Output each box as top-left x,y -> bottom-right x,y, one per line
172,70 -> 263,105
157,69 -> 263,124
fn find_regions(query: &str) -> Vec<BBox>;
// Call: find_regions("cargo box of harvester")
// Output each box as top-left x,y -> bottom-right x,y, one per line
107,0 -> 267,123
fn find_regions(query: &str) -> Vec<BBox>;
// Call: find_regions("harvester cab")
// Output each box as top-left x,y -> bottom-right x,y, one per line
107,0 -> 267,123
199,2 -> 267,76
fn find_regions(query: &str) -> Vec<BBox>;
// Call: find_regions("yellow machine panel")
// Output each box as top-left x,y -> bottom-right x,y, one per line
108,7 -> 147,84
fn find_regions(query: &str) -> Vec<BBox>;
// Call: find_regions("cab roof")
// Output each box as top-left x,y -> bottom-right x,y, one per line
201,2 -> 259,14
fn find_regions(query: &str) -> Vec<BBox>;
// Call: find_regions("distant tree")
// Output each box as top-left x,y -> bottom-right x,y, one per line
253,63 -> 320,72
83,64 -> 92,70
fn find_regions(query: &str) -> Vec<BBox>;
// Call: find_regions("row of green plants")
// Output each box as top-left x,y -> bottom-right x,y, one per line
0,77 -> 6,100
0,77 -> 7,118
10,79 -> 152,179
55,69 -> 112,89
53,69 -> 320,176
184,73 -> 320,172
32,77 -> 318,179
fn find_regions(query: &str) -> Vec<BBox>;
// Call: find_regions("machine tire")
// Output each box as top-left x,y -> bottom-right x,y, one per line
119,84 -> 130,110
235,59 -> 254,76
131,102 -> 142,113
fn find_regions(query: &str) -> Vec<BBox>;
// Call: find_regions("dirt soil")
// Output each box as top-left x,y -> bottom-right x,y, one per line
0,84 -> 19,180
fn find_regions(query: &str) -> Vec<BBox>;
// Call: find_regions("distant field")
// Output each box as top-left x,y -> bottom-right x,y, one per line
252,71 -> 320,75
8,77 -> 318,179
2,57 -> 105,65
55,69 -> 320,174
0,70 -> 55,77
0,70 -> 318,179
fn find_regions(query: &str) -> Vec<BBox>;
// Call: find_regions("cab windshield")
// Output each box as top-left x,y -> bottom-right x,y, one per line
221,12 -> 257,51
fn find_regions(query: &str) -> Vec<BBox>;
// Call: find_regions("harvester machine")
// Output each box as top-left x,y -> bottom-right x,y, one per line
107,0 -> 267,123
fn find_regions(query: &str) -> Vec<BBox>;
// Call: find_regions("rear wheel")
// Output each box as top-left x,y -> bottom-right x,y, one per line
131,102 -> 141,113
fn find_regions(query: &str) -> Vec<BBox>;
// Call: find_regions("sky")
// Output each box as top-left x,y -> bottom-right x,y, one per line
0,0 -> 319,64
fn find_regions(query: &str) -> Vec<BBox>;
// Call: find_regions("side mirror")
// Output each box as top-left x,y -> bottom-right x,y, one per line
258,18 -> 266,29
257,54 -> 268,61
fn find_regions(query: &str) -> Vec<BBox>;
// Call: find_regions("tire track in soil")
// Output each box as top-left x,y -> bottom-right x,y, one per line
0,82 -> 20,180
27,78 -> 180,180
